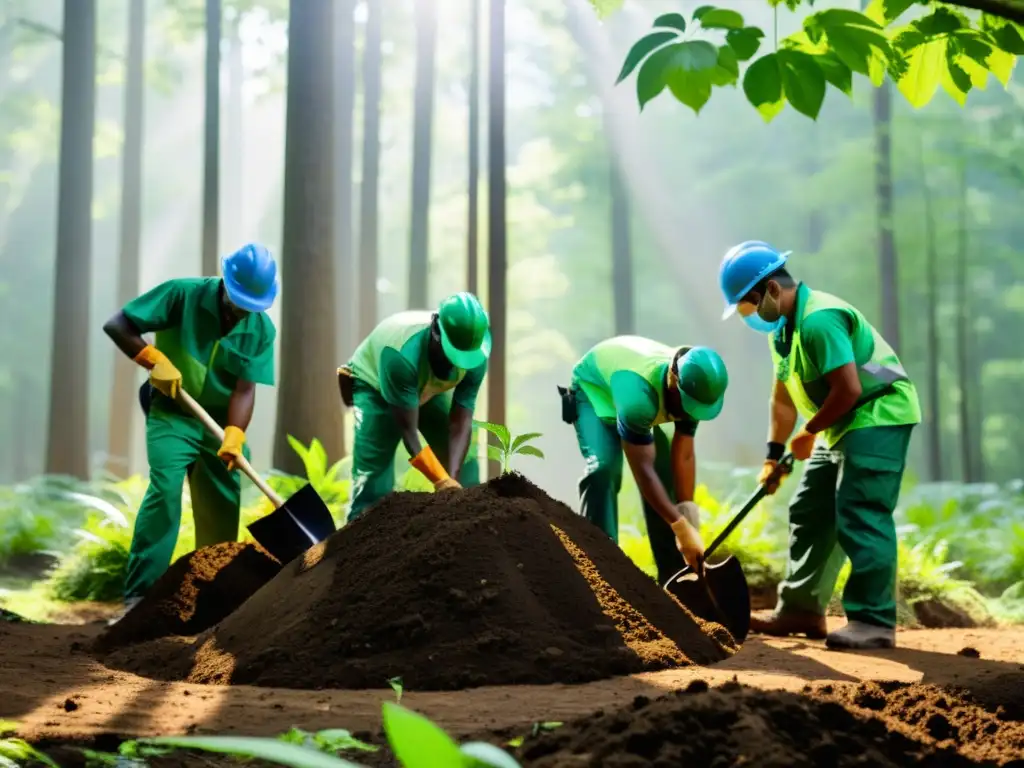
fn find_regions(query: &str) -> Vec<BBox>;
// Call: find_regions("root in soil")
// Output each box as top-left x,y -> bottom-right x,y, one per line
104,474 -> 734,690
95,541 -> 281,651
513,679 -> 1024,767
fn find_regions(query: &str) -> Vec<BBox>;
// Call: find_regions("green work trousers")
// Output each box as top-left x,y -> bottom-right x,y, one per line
573,388 -> 684,585
775,424 -> 914,628
347,381 -> 481,521
125,402 -> 247,599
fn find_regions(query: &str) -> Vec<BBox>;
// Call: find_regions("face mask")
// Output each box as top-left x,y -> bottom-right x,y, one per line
740,288 -> 786,334
742,313 -> 786,334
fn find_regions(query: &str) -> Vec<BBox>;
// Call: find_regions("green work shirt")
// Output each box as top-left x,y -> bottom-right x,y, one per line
771,283 -> 921,447
571,335 -> 698,446
122,277 -> 277,421
348,310 -> 486,412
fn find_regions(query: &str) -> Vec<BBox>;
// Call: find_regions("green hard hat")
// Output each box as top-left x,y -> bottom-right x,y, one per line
675,346 -> 728,421
437,292 -> 492,370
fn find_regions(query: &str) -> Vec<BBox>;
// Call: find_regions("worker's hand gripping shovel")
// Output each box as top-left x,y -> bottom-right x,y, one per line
176,390 -> 336,565
663,454 -> 795,644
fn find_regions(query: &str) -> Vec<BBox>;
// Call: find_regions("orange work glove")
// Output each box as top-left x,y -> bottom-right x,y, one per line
670,517 -> 704,572
217,425 -> 246,471
757,460 -> 788,495
435,477 -> 462,492
410,446 -> 454,490
134,345 -> 182,399
789,427 -> 817,461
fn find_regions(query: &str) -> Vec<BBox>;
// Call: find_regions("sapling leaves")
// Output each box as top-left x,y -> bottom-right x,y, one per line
382,702 -> 464,768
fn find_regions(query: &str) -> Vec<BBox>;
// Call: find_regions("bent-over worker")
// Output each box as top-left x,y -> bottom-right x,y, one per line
719,241 -> 921,650
339,292 -> 491,520
104,243 -> 279,612
562,336 -> 729,586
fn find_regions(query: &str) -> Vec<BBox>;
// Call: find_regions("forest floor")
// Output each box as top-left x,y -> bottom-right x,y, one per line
4,619 -> 1024,765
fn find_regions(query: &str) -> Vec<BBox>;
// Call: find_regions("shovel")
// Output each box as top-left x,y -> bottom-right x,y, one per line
663,454 -> 795,644
177,390 -> 337,565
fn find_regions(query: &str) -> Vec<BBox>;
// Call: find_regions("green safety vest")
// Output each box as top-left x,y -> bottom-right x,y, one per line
769,289 -> 920,447
349,310 -> 467,404
573,335 -> 690,427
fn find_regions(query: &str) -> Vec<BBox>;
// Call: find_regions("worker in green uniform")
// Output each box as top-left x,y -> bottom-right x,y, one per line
719,241 -> 921,650
338,292 -> 491,520
103,243 -> 278,612
561,336 -> 729,585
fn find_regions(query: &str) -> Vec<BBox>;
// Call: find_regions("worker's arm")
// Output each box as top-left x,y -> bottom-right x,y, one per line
768,377 -> 798,445
447,361 -> 487,478
391,404 -> 424,458
622,440 -> 682,528
226,379 -> 257,430
671,421 -> 697,504
103,311 -> 148,360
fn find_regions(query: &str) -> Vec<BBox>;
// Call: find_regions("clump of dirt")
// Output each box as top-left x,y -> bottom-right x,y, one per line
106,474 -> 733,690
815,680 -> 1024,763
513,680 -> 1024,767
958,647 -> 981,658
95,541 -> 281,652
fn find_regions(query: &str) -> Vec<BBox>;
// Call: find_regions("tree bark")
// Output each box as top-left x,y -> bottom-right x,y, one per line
224,12 -> 243,251
272,0 -> 342,475
46,0 -> 96,479
872,78 -> 901,351
920,139 -> 943,482
357,0 -> 382,339
954,159 -> 973,483
467,0 -> 481,295
334,0 -> 356,360
106,0 -> 146,479
201,0 -> 220,276
486,0 -> 507,476
408,0 -> 438,308
609,153 -> 634,335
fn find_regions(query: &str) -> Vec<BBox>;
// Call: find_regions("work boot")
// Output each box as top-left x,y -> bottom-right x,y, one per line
749,609 -> 828,639
106,596 -> 143,627
826,620 -> 895,650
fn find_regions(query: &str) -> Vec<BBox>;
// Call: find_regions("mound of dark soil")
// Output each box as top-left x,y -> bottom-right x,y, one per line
95,541 -> 280,651
106,474 -> 734,690
513,679 -> 1024,767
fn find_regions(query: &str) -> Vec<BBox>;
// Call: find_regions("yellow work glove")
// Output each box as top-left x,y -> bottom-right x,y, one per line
670,517 -> 704,572
218,425 -> 246,471
435,477 -> 462,492
409,446 -> 452,488
757,460 -> 786,495
134,345 -> 182,400
789,427 -> 817,461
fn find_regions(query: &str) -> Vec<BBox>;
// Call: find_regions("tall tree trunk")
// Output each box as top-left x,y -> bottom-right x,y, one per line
224,13 -> 243,251
272,0 -> 341,474
466,0 -> 481,295
357,0 -> 382,339
609,154 -> 633,335
407,0 -> 438,308
46,0 -> 96,478
954,159 -> 973,483
334,0 -> 356,360
106,0 -> 146,479
920,139 -> 942,482
201,0 -> 221,276
872,82 -> 901,350
486,0 -> 507,475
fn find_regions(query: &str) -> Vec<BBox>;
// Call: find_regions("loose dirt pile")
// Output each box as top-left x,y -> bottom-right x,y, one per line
95,541 -> 281,651
104,474 -> 733,690
512,679 -> 1024,767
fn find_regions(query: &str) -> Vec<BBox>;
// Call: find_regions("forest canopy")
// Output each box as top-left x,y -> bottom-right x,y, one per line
593,0 -> 1023,119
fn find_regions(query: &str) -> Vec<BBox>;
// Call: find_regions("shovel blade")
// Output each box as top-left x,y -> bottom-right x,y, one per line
247,483 -> 337,565
663,556 -> 751,644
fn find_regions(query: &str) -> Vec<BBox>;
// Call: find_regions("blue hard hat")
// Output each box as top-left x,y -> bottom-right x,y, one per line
222,243 -> 279,313
719,240 -> 791,320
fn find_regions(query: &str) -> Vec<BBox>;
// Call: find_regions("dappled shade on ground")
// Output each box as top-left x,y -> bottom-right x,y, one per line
511,679 -> 1024,767
102,474 -> 733,690
95,541 -> 281,651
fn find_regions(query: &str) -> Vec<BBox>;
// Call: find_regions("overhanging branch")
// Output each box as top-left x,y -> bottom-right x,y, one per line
947,0 -> 1024,24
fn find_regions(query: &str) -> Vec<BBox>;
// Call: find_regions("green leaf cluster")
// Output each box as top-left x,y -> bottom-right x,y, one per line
472,421 -> 545,475
614,2 -> 1022,120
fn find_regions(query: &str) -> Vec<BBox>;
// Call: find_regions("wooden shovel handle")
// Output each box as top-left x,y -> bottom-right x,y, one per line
176,389 -> 285,509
